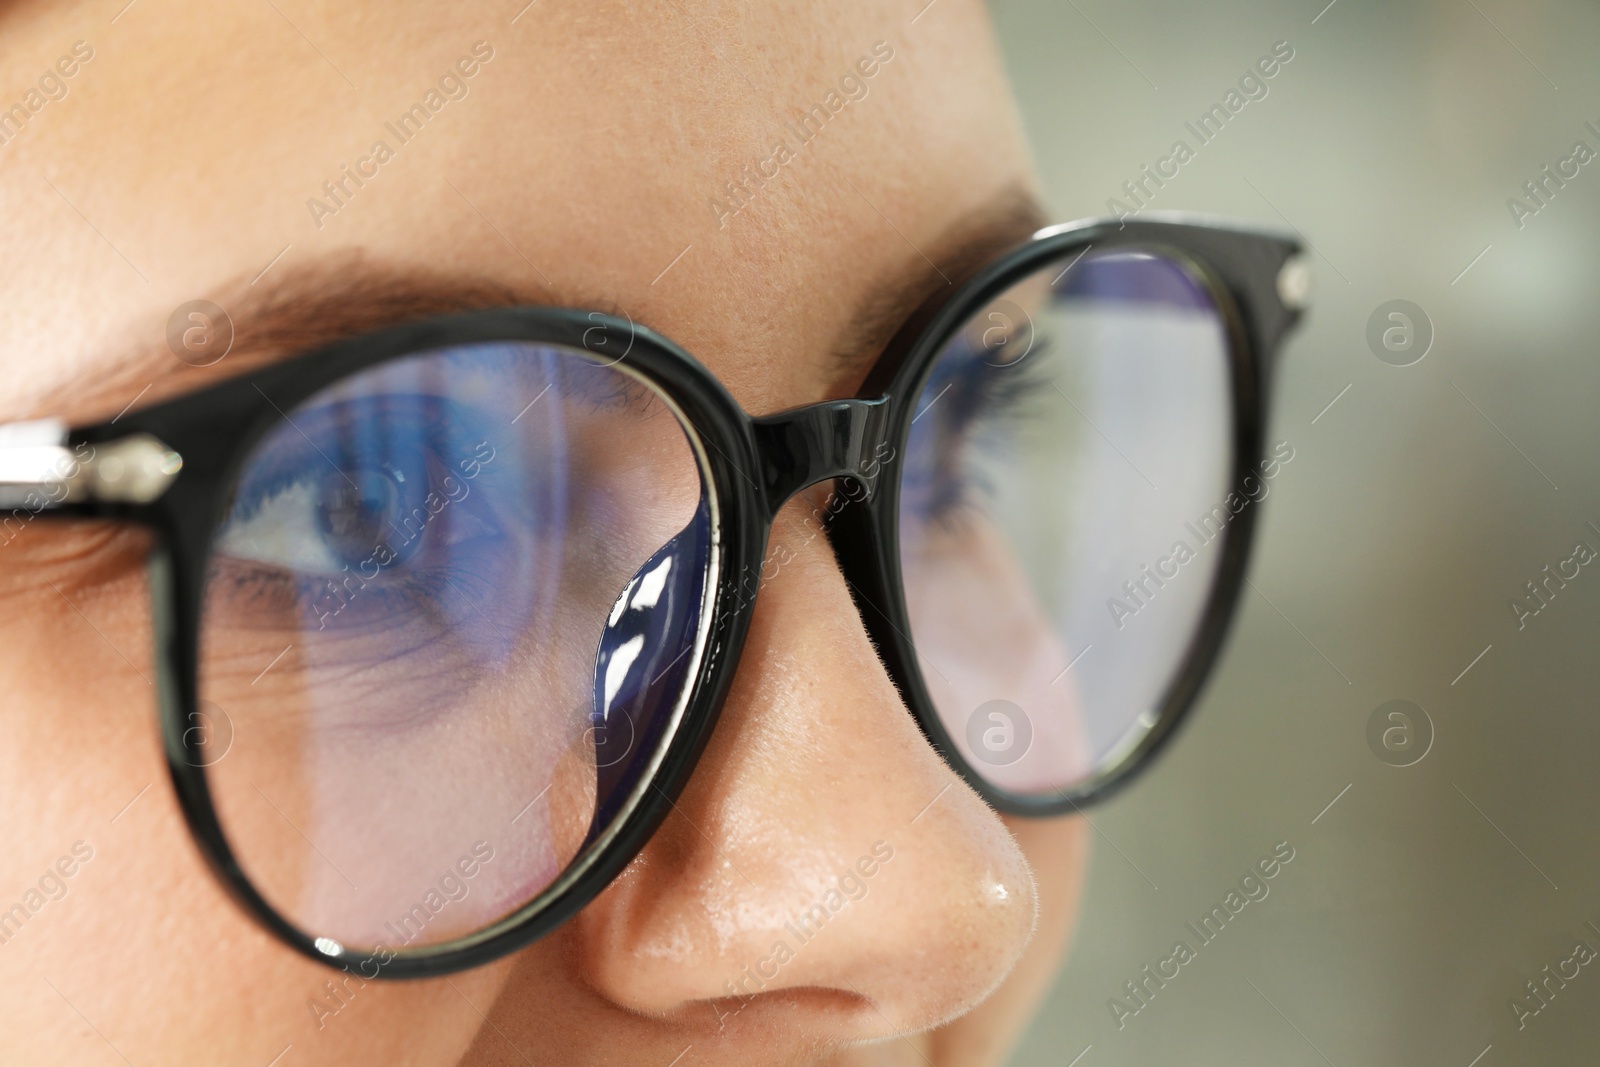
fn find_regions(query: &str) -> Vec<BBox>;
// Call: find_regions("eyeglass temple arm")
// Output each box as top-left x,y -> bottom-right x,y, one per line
0,418 -> 182,510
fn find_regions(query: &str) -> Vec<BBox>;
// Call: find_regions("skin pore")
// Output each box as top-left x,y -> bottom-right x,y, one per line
0,1 -> 1087,1064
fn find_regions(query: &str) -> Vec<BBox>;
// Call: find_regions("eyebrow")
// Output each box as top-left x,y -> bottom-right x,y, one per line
29,257 -> 576,425
31,186 -> 1050,427
824,182 -> 1050,390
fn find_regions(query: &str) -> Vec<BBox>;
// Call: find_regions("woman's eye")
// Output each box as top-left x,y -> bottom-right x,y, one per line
212,407 -> 496,580
215,475 -> 348,575
902,333 -> 1045,523
217,465 -> 425,576
316,469 -> 411,567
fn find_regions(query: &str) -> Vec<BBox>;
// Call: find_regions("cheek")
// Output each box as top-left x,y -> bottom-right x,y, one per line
1007,813 -> 1087,968
901,518 -> 1091,793
1010,814 -> 1087,1015
0,529 -> 510,1063
931,812 -> 1088,1063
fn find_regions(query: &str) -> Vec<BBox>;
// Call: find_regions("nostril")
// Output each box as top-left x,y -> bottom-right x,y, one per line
586,501 -> 712,841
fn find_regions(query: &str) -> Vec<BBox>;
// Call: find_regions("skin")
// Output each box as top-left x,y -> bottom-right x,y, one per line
0,0 -> 1087,1063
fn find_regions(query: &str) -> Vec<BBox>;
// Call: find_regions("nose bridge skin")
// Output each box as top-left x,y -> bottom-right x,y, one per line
749,397 -> 892,519
550,387 -> 1044,1045
567,504 -> 1041,1042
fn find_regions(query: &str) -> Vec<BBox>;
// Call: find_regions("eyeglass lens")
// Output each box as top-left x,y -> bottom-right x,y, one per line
897,248 -> 1233,796
197,342 -> 710,952
190,246 -> 1235,948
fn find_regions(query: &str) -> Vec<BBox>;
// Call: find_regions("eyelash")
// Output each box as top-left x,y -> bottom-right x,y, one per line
210,395 -> 518,629
905,332 -> 1051,524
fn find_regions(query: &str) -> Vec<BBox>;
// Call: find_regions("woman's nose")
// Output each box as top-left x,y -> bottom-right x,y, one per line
573,498 -> 1039,1039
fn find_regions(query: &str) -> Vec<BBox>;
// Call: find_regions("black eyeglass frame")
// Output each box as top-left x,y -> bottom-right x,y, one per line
14,214 -> 1305,978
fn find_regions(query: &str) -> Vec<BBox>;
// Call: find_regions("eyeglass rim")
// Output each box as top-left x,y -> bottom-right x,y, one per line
106,316 -> 764,979
838,214 -> 1305,817
17,213 -> 1305,977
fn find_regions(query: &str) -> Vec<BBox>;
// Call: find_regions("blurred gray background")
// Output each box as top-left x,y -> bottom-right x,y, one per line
994,1 -> 1600,1064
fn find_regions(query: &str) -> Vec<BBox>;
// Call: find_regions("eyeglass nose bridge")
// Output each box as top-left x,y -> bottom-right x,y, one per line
749,396 -> 892,520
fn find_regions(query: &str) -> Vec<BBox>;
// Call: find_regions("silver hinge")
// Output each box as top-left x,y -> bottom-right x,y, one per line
1277,255 -> 1312,311
0,419 -> 183,508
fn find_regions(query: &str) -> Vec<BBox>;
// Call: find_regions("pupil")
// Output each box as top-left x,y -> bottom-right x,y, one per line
315,469 -> 400,566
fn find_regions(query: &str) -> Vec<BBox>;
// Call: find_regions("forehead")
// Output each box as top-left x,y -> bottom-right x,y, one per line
0,0 -> 1038,420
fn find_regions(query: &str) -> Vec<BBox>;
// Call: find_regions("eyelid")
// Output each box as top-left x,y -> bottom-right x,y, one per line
226,393 -> 462,521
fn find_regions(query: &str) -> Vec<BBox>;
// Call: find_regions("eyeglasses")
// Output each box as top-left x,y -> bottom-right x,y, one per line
1,215 -> 1305,977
